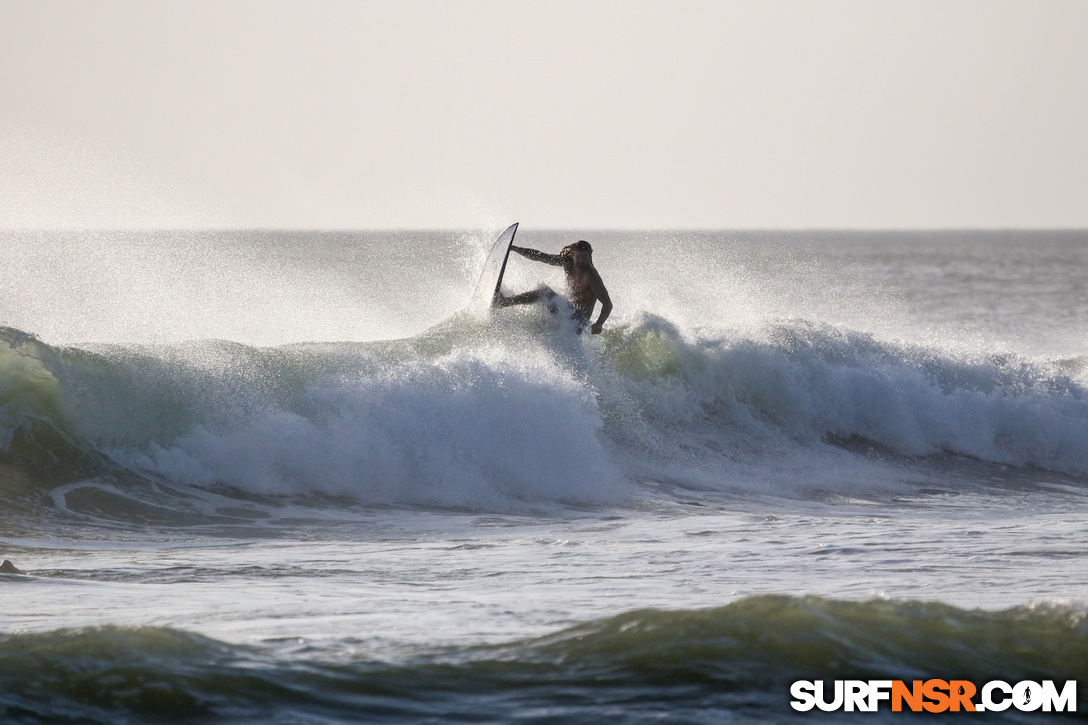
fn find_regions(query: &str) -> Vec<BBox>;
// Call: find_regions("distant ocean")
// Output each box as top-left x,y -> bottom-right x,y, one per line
1,228 -> 1086,723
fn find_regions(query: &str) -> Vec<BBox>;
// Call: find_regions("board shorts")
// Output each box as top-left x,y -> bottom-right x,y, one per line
570,310 -> 590,334
540,287 -> 590,334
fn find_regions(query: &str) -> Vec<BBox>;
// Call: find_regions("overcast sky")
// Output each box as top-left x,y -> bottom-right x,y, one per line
2,0 -> 1086,229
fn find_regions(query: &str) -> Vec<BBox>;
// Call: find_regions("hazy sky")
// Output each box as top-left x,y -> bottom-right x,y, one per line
2,0 -> 1086,229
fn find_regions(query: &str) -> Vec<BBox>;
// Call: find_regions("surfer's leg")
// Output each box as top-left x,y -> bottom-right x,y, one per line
495,286 -> 556,308
496,290 -> 541,307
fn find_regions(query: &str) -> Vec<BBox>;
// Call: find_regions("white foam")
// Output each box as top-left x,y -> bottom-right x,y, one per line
599,315 -> 1088,482
107,343 -> 625,510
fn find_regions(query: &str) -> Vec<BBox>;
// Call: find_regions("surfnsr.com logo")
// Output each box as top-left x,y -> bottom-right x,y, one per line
790,680 -> 1077,713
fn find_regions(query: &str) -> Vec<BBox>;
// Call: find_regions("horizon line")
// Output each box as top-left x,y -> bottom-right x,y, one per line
3,225 -> 1088,234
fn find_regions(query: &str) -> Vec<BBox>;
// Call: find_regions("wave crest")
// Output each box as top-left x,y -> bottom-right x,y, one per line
603,315 -> 1088,477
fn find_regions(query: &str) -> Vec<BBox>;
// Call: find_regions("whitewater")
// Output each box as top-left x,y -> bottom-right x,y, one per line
1,228 -> 1086,723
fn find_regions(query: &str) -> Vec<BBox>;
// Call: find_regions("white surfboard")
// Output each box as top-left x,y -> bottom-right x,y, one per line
468,223 -> 518,314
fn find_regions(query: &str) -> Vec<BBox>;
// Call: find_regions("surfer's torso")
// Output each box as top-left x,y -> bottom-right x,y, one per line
563,260 -> 606,320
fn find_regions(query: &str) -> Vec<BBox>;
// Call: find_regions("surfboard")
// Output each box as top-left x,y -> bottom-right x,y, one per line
468,222 -> 518,314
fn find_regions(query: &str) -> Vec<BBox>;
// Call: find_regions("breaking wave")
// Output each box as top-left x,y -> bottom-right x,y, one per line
2,310 -> 1088,517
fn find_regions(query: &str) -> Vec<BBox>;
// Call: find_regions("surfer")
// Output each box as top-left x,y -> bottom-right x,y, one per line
495,240 -> 612,334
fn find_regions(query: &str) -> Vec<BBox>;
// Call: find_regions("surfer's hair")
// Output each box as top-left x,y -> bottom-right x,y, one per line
560,240 -> 592,259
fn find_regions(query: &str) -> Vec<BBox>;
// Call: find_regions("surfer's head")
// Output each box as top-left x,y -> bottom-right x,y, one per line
560,240 -> 593,264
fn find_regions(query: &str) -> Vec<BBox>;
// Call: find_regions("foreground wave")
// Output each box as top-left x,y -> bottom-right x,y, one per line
1,595 -> 1084,723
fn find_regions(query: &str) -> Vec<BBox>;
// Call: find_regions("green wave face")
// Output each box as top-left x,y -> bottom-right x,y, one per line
1,596 -> 1084,723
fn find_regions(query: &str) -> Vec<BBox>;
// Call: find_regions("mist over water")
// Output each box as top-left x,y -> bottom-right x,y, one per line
3,229 -> 486,345
5,228 -> 1085,352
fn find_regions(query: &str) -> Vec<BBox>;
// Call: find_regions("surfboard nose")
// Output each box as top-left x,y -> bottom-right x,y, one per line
468,223 -> 519,315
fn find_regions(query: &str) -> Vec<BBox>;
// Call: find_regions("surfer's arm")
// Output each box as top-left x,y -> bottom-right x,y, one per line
510,246 -> 564,267
590,276 -> 612,335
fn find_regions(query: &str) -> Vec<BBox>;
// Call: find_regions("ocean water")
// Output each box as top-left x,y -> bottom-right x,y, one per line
1,228 -> 1086,723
